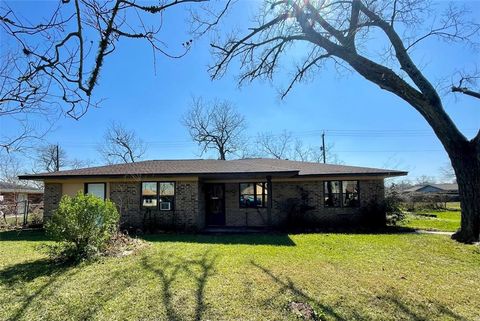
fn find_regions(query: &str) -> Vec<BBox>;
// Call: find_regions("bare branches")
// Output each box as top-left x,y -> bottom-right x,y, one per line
452,86 -> 480,100
406,3 -> 480,51
183,97 -> 246,160
451,71 -> 480,100
210,0 -> 480,152
34,144 -> 67,172
1,0 -> 229,151
256,130 -> 292,159
254,130 -> 342,164
99,122 -> 147,164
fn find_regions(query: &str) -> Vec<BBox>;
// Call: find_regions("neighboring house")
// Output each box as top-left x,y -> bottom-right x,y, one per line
19,159 -> 407,230
0,181 -> 44,216
402,183 -> 458,195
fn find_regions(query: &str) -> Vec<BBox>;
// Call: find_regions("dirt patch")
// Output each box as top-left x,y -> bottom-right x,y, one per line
289,301 -> 317,320
104,232 -> 148,257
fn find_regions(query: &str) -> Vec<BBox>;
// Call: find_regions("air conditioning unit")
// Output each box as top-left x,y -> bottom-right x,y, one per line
160,202 -> 171,211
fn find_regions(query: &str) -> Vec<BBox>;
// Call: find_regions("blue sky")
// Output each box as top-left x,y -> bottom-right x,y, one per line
1,0 -> 479,181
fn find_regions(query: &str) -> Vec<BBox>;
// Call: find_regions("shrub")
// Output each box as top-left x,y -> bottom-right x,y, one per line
29,209 -> 43,226
45,192 -> 120,261
385,184 -> 406,225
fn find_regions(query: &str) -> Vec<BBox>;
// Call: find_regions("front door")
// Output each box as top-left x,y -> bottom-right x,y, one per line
205,184 -> 225,226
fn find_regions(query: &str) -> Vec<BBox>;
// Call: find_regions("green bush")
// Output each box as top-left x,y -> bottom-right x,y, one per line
45,192 -> 120,261
385,184 -> 406,225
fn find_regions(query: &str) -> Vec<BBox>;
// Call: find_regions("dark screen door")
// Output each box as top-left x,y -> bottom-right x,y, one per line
205,184 -> 225,226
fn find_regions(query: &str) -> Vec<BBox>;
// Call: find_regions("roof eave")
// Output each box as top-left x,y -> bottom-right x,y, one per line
19,170 -> 408,181
18,170 -> 300,181
296,171 -> 408,178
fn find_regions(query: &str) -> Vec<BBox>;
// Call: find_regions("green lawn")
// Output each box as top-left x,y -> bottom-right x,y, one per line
1,231 -> 479,321
400,210 -> 461,232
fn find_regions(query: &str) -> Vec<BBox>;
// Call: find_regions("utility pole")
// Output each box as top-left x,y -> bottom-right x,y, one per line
55,144 -> 60,171
321,131 -> 326,164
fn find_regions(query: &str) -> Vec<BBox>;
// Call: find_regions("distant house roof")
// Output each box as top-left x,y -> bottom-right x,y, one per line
402,183 -> 458,193
0,181 -> 43,194
18,158 -> 407,180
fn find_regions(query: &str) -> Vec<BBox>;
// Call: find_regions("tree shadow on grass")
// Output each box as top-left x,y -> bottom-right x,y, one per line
0,258 -> 76,321
372,291 -> 470,321
251,261 -> 348,321
0,230 -> 49,242
140,250 -> 217,321
142,233 -> 296,246
252,261 -> 470,321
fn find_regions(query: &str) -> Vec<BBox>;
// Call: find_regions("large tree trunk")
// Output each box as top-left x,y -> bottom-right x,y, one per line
451,147 -> 480,243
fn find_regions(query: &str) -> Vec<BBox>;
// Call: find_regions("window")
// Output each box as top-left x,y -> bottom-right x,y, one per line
324,181 -> 360,208
239,182 -> 268,208
159,182 -> 175,211
324,181 -> 341,207
141,182 -> 157,208
342,181 -> 359,207
141,182 -> 175,210
85,183 -> 106,200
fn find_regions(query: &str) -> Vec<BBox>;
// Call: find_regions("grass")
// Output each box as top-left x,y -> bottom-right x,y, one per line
1,230 -> 479,321
399,202 -> 461,232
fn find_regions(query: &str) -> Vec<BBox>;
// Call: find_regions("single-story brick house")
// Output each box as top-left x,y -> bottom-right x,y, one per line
0,181 -> 44,216
19,158 -> 407,230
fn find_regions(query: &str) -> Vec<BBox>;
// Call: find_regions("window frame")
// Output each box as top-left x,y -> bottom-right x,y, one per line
141,181 -> 158,209
341,180 -> 360,208
158,182 -> 175,211
84,182 -> 107,200
239,182 -> 268,208
140,181 -> 175,211
323,180 -> 360,208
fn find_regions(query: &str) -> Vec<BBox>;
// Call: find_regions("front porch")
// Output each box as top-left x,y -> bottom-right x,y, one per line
202,178 -> 274,229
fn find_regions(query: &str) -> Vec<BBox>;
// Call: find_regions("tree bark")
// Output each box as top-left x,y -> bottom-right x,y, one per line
451,146 -> 480,243
219,149 -> 226,160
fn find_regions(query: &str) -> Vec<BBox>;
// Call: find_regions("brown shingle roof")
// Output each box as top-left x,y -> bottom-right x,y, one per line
18,158 -> 407,180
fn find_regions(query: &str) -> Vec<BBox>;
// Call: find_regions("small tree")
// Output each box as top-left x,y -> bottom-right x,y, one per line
385,184 -> 405,225
183,97 -> 246,160
45,193 -> 119,261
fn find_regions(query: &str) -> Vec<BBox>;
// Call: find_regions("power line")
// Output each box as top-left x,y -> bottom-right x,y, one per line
53,128 -> 477,154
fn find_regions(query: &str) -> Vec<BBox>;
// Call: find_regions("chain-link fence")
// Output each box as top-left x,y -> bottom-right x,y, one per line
0,200 -> 44,229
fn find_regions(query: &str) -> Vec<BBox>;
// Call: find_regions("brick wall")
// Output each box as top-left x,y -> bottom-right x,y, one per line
270,179 -> 385,227
224,183 -> 270,226
43,183 -> 62,221
41,178 -> 385,230
110,182 -> 141,228
110,181 -> 200,231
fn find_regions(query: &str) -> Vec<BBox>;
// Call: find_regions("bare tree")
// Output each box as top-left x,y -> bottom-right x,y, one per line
0,0 -> 230,151
440,163 -> 457,183
416,175 -> 437,186
0,153 -> 25,184
183,97 -> 246,160
99,122 -> 147,164
256,130 -> 292,159
255,130 -> 342,163
35,144 -> 67,173
210,0 -> 480,242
